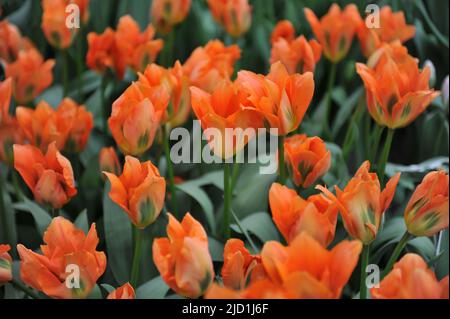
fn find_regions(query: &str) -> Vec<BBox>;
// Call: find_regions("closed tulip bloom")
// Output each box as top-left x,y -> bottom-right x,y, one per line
153,213 -> 215,298
372,253 -> 449,299
190,79 -> 262,159
151,0 -> 191,34
304,4 -> 361,63
0,244 -> 13,286
115,15 -> 164,73
269,183 -> 337,246
72,0 -> 90,24
208,0 -> 252,38
109,81 -> 169,156
317,161 -> 400,244
0,78 -> 12,125
221,239 -> 263,290
5,48 -> 55,104
237,61 -> 315,135
107,283 -> 135,299
99,147 -> 121,177
183,40 -> 241,93
357,6 -> 415,58
17,217 -> 106,299
0,20 -> 23,63
283,134 -> 331,188
356,42 -> 440,129
13,143 -> 77,209
404,171 -> 449,237
0,120 -> 24,164
104,156 -> 166,228
270,20 -> 296,44
42,0 -> 77,49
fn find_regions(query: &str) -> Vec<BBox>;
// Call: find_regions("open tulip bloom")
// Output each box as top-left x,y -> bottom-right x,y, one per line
0,0 -> 449,305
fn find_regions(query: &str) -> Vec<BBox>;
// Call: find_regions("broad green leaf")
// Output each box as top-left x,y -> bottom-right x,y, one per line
74,209 -> 89,234
209,236 -> 224,262
136,276 -> 170,299
13,197 -> 51,236
231,212 -> 280,244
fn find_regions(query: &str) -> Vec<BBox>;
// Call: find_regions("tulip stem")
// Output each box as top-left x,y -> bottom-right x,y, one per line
359,244 -> 370,299
278,135 -> 286,184
11,278 -> 42,299
322,62 -> 337,141
377,128 -> 395,186
343,95 -> 365,160
223,162 -> 231,239
50,208 -> 59,218
230,160 -> 240,189
130,227 -> 144,288
101,75 -> 109,136
61,49 -> 69,97
76,25 -> 84,99
370,125 -> 384,162
163,125 -> 178,217
11,170 -> 24,202
382,231 -> 412,279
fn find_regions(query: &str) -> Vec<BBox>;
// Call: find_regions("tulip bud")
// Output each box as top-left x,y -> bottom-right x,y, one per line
41,0 -> 77,49
107,283 -> 135,299
207,0 -> 252,38
0,245 -> 13,286
151,0 -> 191,35
99,147 -> 121,177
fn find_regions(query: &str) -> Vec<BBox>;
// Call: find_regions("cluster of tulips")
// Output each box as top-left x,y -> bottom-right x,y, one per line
0,0 -> 449,300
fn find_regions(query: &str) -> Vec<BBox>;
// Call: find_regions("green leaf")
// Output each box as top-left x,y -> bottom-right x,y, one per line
74,209 -> 89,234
332,86 -> 363,137
436,230 -> 449,279
100,283 -> 116,294
231,212 -> 280,244
0,178 -> 18,250
13,197 -> 51,236
208,237 -> 224,262
136,276 -> 170,299
87,284 -> 102,299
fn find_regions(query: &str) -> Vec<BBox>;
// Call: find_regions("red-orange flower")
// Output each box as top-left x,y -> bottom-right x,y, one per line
304,4 -> 361,63
153,213 -> 214,298
99,147 -> 121,177
404,171 -> 448,237
13,143 -> 77,209
72,0 -> 90,24
41,0 -> 77,49
5,48 -> 55,104
0,78 -> 12,125
270,20 -> 295,44
207,0 -> 252,38
17,217 -> 106,299
356,42 -> 440,129
107,283 -> 136,299
0,119 -> 24,164
183,40 -> 241,93
237,61 -> 315,135
115,15 -> 164,73
357,6 -> 415,58
151,0 -> 191,34
372,253 -> 449,299
283,134 -> 331,187
0,20 -> 27,63
104,156 -> 166,228
317,161 -> 400,244
0,244 -> 12,286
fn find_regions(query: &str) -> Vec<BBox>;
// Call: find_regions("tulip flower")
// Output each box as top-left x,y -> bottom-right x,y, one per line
0,20 -> 34,63
0,78 -> 12,125
108,80 -> 170,156
17,217 -> 106,299
72,0 -> 90,24
269,183 -> 338,246
151,0 -> 191,34
283,134 -> 331,188
13,143 -> 77,209
99,147 -> 121,177
372,253 -> 449,299
153,213 -> 215,298
0,244 -> 12,286
221,239 -> 263,290
5,48 -> 55,104
356,42 -> 440,129
207,0 -> 252,38
404,171 -> 449,237
103,156 -> 166,228
357,6 -> 415,58
0,120 -> 24,164
107,283 -> 136,299
270,20 -> 296,44
205,279 -> 296,299
317,161 -> 400,245
115,15 -> 164,73
41,0 -> 77,49
304,4 -> 361,63
183,40 -> 241,93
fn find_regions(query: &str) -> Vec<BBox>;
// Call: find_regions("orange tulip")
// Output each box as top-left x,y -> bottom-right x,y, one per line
72,0 -> 90,24
153,213 -> 214,298
108,80 -> 169,156
270,20 -> 296,44
237,61 -> 315,135
269,183 -> 338,246
304,4 -> 361,63
17,217 -> 106,299
41,0 -> 77,49
221,239 -> 263,290
317,161 -> 400,244
151,0 -> 191,34
0,244 -> 12,286
0,78 -> 12,125
283,134 -> 331,187
104,156 -> 166,228
107,283 -> 136,299
356,42 -> 440,129
190,79 -> 263,159
115,15 -> 164,73
357,6 -> 415,58
404,171 -> 448,237
372,253 -> 449,299
0,20 -> 23,63
183,40 -> 241,93
205,279 -> 296,299
5,48 -> 55,104
56,98 -> 94,153
13,143 -> 77,209
207,0 -> 252,38
0,119 -> 24,164
99,147 -> 121,177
